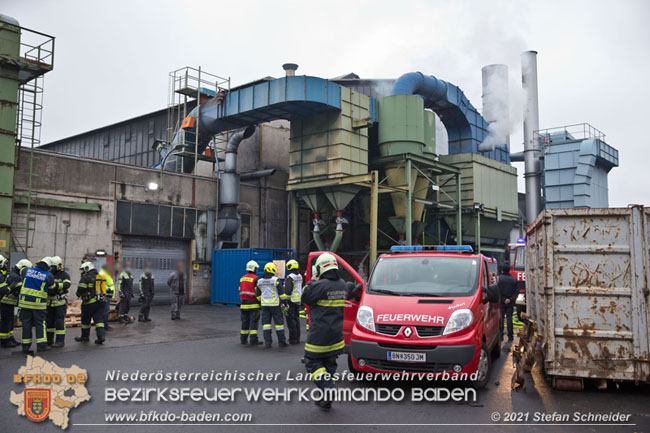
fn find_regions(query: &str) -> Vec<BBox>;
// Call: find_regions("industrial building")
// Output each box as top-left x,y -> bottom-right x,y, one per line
2,14 -> 619,305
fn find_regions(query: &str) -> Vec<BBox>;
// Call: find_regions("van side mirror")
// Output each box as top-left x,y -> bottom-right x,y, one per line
483,283 -> 500,304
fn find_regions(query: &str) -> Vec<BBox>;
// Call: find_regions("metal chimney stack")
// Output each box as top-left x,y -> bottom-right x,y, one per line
521,50 -> 542,225
282,63 -> 298,77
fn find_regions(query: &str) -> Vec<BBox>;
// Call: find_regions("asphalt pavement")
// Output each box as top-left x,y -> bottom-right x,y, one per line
0,305 -> 648,433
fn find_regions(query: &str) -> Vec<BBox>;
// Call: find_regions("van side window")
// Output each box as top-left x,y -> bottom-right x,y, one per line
482,261 -> 489,287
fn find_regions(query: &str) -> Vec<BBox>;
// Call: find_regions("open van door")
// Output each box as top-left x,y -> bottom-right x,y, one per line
306,251 -> 364,346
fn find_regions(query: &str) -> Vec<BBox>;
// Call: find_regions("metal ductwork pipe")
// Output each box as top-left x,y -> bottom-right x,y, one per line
217,126 -> 256,239
521,51 -> 542,225
390,72 -> 448,103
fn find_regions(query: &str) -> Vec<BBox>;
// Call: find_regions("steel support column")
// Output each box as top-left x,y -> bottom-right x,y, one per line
405,158 -> 413,245
456,172 -> 462,245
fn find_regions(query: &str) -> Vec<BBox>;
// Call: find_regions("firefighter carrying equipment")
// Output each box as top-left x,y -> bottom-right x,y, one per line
264,262 -> 278,275
246,260 -> 259,273
314,253 -> 338,277
77,268 -> 105,305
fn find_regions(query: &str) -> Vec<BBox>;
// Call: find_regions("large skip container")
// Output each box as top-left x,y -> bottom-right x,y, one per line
526,207 -> 650,384
211,248 -> 295,305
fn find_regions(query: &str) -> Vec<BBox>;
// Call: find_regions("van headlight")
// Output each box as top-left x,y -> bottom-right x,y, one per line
443,309 -> 473,335
356,306 -> 375,332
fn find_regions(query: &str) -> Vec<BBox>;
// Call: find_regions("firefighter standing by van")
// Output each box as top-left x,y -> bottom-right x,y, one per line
301,253 -> 347,410
18,257 -> 57,354
283,259 -> 303,344
118,261 -> 134,324
256,262 -> 287,348
75,261 -> 106,344
0,259 -> 31,348
46,256 -> 70,347
138,264 -> 155,322
239,260 -> 261,345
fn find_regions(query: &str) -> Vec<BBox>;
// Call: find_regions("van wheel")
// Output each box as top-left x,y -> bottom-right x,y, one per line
472,343 -> 492,389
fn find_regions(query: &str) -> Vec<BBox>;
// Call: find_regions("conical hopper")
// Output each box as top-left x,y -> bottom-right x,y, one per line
298,190 -> 331,213
411,176 -> 430,222
322,185 -> 361,212
385,165 -> 418,218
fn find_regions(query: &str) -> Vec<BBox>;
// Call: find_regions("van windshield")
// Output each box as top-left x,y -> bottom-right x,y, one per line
367,256 -> 480,297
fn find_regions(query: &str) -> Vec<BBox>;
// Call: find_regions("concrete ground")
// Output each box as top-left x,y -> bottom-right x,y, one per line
1,305 -> 648,433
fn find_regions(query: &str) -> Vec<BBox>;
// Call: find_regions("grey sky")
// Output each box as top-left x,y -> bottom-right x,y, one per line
5,0 -> 649,207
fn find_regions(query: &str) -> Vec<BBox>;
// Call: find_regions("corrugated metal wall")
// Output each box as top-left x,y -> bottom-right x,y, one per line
41,105 -> 193,168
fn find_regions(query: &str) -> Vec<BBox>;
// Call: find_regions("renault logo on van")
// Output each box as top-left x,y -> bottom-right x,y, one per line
403,327 -> 413,338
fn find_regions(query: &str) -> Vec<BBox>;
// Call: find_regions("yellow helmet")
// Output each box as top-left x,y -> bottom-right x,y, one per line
264,262 -> 277,275
286,259 -> 299,271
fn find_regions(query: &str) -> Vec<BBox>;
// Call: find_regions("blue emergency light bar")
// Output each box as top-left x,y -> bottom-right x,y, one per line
389,245 -> 474,253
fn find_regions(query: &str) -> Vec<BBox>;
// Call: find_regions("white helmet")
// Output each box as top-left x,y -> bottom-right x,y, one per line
0,254 -> 7,269
80,261 -> 95,273
51,256 -> 63,271
40,257 -> 54,269
245,260 -> 259,273
16,259 -> 33,271
314,253 -> 338,276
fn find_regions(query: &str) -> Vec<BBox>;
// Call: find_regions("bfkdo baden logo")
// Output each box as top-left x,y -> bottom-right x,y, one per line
25,388 -> 51,422
10,356 -> 91,430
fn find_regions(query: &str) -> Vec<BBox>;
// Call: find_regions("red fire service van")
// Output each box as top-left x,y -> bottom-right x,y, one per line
306,245 -> 501,388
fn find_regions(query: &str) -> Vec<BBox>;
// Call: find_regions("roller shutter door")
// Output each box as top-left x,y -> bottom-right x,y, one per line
121,237 -> 189,305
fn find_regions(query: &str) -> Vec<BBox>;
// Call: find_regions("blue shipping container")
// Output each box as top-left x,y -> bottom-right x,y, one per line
211,248 -> 296,305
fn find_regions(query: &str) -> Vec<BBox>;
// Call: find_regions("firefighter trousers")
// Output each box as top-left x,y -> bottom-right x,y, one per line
261,306 -> 286,346
46,304 -> 67,344
305,354 -> 338,390
80,301 -> 105,340
0,303 -> 15,342
19,308 -> 47,352
240,308 -> 260,343
501,304 -> 514,340
286,302 -> 301,343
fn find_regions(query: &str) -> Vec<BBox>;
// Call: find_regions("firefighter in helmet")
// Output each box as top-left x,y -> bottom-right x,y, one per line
46,256 -> 71,347
301,253 -> 346,410
255,262 -> 287,348
18,257 -> 57,354
75,261 -> 106,344
239,260 -> 261,345
283,259 -> 303,344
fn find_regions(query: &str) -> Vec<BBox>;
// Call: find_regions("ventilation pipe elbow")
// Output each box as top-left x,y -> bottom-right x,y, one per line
390,72 -> 448,103
225,125 -> 256,172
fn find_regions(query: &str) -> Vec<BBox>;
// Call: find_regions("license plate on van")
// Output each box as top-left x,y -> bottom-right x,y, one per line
387,351 -> 426,363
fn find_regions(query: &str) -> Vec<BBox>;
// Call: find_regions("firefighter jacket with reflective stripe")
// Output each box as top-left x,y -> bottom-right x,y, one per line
19,266 -> 55,310
48,270 -> 71,307
98,269 -> 116,300
301,273 -> 346,357
139,273 -> 155,296
285,272 -> 304,304
255,273 -> 282,307
77,269 -> 102,305
1,268 -> 22,306
119,271 -> 133,295
239,273 -> 260,309
0,270 -> 8,299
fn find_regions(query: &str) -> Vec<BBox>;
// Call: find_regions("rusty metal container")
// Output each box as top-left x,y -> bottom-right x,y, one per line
526,206 -> 650,384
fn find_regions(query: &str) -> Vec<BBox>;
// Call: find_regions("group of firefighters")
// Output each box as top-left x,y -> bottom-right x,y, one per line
238,253 -> 349,410
0,253 -> 186,355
